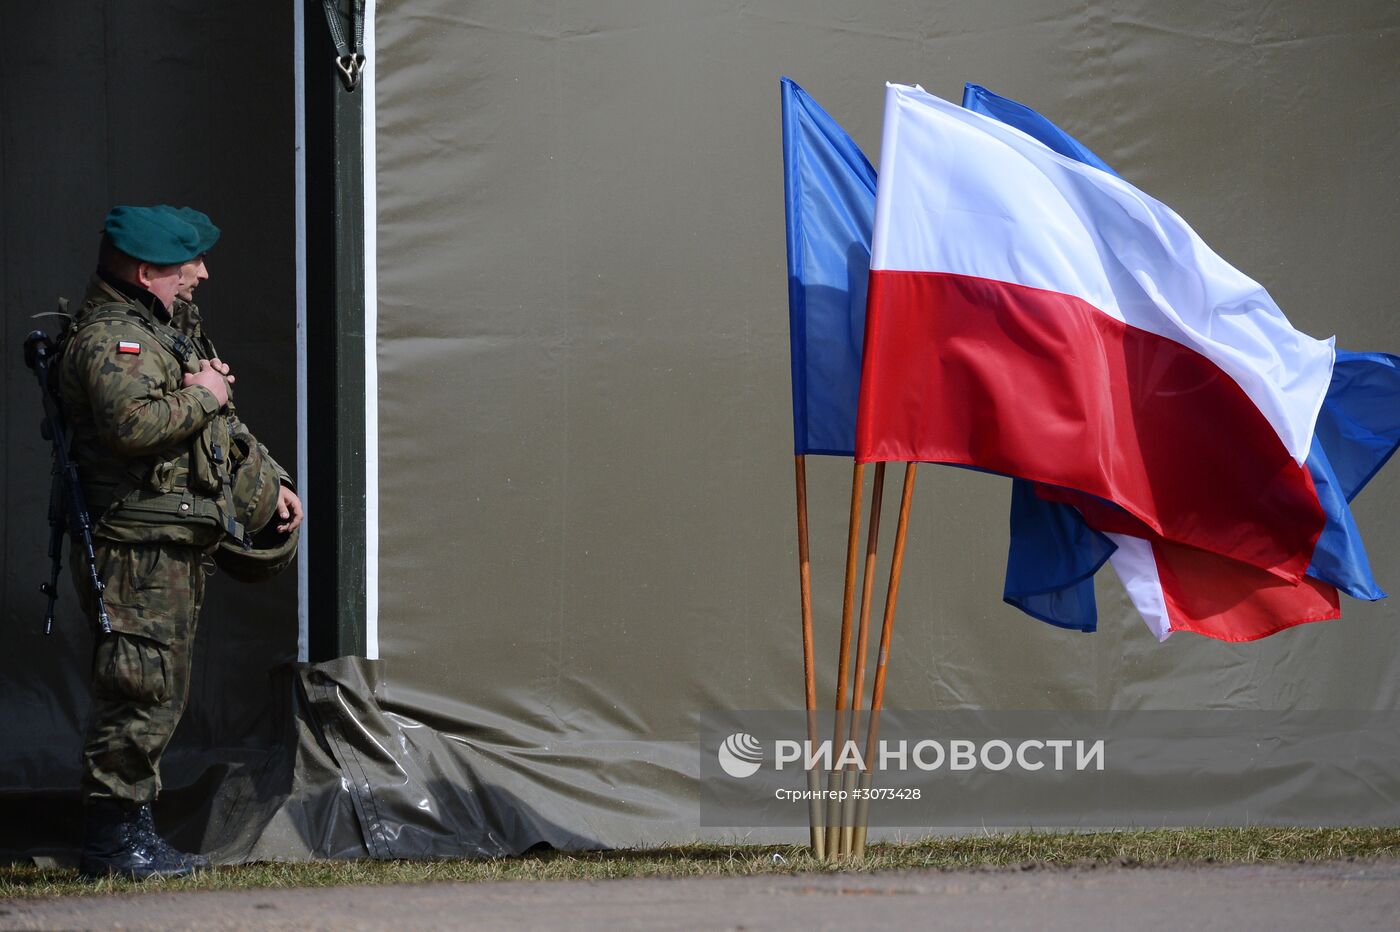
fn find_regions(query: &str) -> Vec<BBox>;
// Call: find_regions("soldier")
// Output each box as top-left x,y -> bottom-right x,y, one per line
59,206 -> 298,879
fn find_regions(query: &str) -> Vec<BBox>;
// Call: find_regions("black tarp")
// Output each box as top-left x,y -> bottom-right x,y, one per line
0,1 -> 298,859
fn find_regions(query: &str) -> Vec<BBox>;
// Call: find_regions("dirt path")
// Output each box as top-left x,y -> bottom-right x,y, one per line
4,860 -> 1398,930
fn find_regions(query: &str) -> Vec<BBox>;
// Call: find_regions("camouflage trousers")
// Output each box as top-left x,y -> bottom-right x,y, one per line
72,540 -> 208,804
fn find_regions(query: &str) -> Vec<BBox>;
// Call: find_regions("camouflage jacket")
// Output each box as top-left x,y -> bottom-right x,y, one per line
58,274 -> 241,547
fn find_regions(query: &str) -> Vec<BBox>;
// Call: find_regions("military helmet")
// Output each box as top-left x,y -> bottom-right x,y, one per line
214,440 -> 299,582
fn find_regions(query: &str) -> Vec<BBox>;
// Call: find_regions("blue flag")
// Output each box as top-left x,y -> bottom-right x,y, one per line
1304,350 -> 1400,598
963,82 -> 1400,625
781,77 -> 877,456
962,84 -> 1118,176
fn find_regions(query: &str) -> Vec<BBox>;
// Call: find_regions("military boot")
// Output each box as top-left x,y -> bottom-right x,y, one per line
134,804 -> 211,872
78,799 -> 199,880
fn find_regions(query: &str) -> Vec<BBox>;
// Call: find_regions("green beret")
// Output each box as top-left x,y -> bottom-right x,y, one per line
104,205 -> 202,265
157,205 -> 221,255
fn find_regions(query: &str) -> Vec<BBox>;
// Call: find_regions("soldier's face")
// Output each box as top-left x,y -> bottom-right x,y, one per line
139,262 -> 184,309
176,257 -> 209,302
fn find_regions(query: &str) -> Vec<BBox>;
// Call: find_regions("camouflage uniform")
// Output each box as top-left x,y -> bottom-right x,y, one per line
73,541 -> 206,802
60,272 -> 243,804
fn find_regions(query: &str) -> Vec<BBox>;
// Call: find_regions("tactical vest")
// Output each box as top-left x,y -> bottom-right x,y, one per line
64,302 -> 244,548
170,297 -> 301,581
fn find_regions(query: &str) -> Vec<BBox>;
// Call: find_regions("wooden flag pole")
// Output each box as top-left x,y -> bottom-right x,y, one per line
853,462 -> 917,859
823,461 -> 865,858
793,455 -> 825,860
839,461 -> 885,856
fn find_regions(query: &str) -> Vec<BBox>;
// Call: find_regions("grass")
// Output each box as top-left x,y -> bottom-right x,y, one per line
3,828 -> 1399,899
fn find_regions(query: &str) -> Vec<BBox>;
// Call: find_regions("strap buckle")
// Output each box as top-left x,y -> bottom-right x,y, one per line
336,53 -> 366,91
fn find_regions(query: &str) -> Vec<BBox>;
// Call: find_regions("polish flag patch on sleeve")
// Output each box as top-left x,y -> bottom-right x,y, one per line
117,341 -> 141,355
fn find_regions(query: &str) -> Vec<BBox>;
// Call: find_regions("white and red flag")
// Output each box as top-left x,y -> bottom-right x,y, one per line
855,83 -> 1339,636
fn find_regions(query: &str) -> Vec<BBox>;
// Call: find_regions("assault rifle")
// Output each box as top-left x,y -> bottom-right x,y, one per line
24,326 -> 112,636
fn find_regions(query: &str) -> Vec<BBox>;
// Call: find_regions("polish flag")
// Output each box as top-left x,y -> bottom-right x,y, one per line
856,84 -> 1336,601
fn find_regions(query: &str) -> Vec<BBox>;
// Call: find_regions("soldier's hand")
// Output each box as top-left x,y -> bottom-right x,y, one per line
275,486 -> 304,533
208,357 -> 236,385
183,359 -> 230,407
